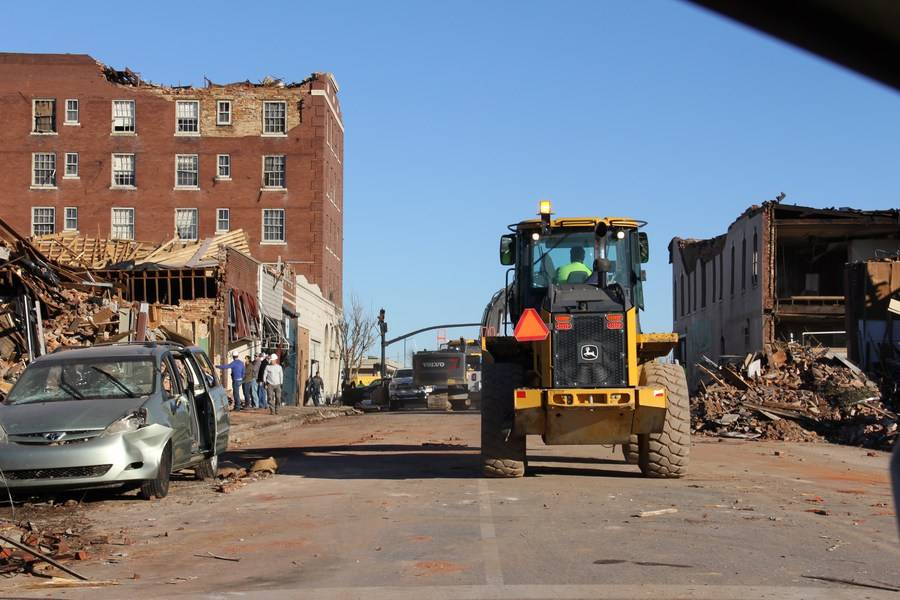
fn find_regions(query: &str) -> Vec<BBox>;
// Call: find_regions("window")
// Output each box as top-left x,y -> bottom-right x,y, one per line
31,207 -> 55,236
65,99 -> 79,124
262,208 -> 285,243
217,154 -> 231,179
719,254 -> 723,300
64,207 -> 78,231
752,230 -> 759,286
262,155 -> 285,188
64,153 -> 79,178
711,256 -> 716,304
730,244 -> 735,295
700,260 -> 707,308
175,155 -> 199,188
263,101 -> 286,134
112,100 -> 135,133
111,208 -> 135,240
32,153 -> 56,187
176,101 -> 199,134
33,99 -> 56,133
175,208 -> 199,240
679,273 -> 685,317
741,237 -> 747,291
692,270 -> 697,311
217,100 -> 231,125
112,154 -> 135,187
216,208 -> 230,232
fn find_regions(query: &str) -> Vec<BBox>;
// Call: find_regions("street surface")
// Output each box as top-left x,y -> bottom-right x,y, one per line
3,410 -> 899,599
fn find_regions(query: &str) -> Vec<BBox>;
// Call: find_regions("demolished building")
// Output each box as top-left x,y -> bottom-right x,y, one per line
670,199 -> 900,387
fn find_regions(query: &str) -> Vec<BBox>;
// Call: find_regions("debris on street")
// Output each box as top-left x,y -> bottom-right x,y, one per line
632,508 -> 679,518
691,343 -> 897,449
214,457 -> 279,494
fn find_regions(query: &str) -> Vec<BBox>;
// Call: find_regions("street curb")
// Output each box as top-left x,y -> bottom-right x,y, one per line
228,406 -> 361,447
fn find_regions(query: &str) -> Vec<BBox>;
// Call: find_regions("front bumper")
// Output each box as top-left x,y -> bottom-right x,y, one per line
0,424 -> 173,492
513,386 -> 667,445
390,388 -> 428,401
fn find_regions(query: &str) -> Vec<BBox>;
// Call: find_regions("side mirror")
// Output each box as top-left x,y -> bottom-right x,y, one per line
500,234 -> 516,266
638,232 -> 650,263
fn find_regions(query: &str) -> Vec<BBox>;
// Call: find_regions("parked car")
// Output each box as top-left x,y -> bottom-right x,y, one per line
388,368 -> 431,410
0,341 -> 230,500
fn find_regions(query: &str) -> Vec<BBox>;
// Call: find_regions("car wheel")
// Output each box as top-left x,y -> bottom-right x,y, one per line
140,442 -> 172,500
194,454 -> 218,480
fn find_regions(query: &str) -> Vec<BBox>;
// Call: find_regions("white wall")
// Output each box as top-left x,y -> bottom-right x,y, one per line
295,275 -> 342,398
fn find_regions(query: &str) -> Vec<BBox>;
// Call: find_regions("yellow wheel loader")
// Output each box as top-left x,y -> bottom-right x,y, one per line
480,200 -> 689,478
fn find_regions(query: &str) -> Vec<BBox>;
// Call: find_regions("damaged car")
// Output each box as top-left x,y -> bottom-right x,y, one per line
0,341 -> 229,500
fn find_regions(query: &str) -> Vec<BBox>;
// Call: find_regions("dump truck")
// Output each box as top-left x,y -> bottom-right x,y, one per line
442,338 -> 482,410
479,200 -> 688,478
412,350 -> 467,409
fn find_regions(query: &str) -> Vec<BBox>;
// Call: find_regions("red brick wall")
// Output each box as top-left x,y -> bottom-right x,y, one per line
0,53 -> 343,306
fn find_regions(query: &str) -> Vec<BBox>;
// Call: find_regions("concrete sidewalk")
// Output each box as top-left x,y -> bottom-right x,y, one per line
227,404 -> 360,447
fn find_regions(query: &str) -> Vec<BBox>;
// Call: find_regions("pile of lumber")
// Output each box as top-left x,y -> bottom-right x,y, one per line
691,343 -> 897,450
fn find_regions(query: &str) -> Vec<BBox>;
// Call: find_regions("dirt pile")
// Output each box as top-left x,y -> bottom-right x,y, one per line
691,343 -> 897,450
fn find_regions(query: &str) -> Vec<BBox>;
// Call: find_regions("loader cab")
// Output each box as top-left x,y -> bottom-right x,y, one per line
501,212 -> 648,324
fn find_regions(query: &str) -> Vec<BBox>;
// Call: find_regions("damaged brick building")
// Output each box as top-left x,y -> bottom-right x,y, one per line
0,52 -> 344,306
669,199 -> 900,387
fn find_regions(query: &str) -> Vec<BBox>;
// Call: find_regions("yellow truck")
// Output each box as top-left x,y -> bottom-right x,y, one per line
479,201 -> 689,478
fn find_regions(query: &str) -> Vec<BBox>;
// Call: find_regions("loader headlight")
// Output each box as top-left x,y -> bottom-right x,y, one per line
103,410 -> 147,436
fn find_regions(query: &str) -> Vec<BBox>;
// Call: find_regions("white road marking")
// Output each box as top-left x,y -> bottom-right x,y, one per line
477,478 -> 504,586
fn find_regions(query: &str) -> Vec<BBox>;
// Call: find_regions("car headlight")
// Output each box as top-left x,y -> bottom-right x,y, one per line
424,386 -> 434,393
103,412 -> 146,436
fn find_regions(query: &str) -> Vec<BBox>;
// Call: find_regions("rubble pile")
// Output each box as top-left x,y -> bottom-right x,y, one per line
691,343 -> 898,450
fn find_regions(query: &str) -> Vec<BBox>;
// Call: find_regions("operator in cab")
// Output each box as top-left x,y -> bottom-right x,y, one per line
555,247 -> 592,283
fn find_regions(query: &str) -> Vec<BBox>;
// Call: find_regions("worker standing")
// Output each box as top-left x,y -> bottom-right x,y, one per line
217,351 -> 246,411
256,352 -> 269,409
265,353 -> 284,415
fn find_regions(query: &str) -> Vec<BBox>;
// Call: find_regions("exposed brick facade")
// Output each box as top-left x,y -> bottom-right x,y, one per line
0,53 -> 343,305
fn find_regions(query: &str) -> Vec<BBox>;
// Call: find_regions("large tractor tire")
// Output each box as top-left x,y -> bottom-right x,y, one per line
638,362 -> 691,478
481,362 -> 526,478
622,435 -> 639,464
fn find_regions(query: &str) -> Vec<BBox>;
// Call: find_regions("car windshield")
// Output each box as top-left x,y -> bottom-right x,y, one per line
4,357 -> 156,405
395,369 -> 413,378
530,229 -> 632,289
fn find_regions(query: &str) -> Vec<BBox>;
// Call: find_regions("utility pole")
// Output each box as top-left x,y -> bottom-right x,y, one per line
377,308 -> 387,380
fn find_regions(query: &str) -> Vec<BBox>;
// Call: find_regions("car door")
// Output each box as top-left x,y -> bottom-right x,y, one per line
162,354 -> 193,467
188,348 -> 230,456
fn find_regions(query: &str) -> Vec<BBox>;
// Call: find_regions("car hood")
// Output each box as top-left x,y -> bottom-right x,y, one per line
0,397 -> 149,435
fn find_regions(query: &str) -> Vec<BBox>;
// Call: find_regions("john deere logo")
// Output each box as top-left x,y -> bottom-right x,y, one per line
580,345 -> 599,361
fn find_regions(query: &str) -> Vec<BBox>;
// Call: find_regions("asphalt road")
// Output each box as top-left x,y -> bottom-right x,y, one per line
3,410 -> 899,599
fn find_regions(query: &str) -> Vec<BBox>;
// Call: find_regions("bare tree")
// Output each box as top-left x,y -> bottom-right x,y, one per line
337,294 -> 378,386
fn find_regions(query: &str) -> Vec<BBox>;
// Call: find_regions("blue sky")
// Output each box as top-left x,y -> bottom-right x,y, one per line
5,1 -> 899,365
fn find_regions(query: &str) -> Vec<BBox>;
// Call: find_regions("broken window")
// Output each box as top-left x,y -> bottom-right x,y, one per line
752,230 -> 759,287
176,100 -> 200,134
175,208 -> 199,241
263,101 -> 286,134
65,99 -> 79,124
262,155 -> 286,188
262,208 -> 285,243
64,207 -> 78,231
112,100 -> 135,133
216,208 -> 230,232
217,154 -> 231,179
112,154 -> 135,187
217,100 -> 232,125
32,153 -> 56,187
111,207 -> 134,240
64,152 -> 79,178
33,99 -> 56,133
31,207 -> 55,236
176,155 -> 199,188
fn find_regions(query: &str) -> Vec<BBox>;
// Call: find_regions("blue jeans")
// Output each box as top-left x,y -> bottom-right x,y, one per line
243,380 -> 257,408
257,381 -> 267,407
232,378 -> 243,409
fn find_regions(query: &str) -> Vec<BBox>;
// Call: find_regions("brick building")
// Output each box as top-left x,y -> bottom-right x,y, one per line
0,53 -> 344,305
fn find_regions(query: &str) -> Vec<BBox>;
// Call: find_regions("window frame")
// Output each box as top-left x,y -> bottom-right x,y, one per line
64,99 -> 79,125
111,99 -> 136,135
174,208 -> 199,241
261,155 -> 286,190
262,101 -> 287,136
175,100 -> 200,135
31,207 -> 55,236
175,154 -> 200,189
31,152 -> 57,188
216,208 -> 230,233
64,152 -> 79,179
110,207 -> 135,240
216,100 -> 232,126
63,207 -> 78,232
261,208 -> 286,244
110,153 -> 136,189
216,154 -> 231,180
32,98 -> 57,135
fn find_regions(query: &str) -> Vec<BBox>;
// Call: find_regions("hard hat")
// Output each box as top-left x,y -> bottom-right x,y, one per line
270,353 -> 278,361
232,351 -> 240,358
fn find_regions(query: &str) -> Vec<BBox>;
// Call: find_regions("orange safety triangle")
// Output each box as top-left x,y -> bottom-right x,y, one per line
514,308 -> 550,342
